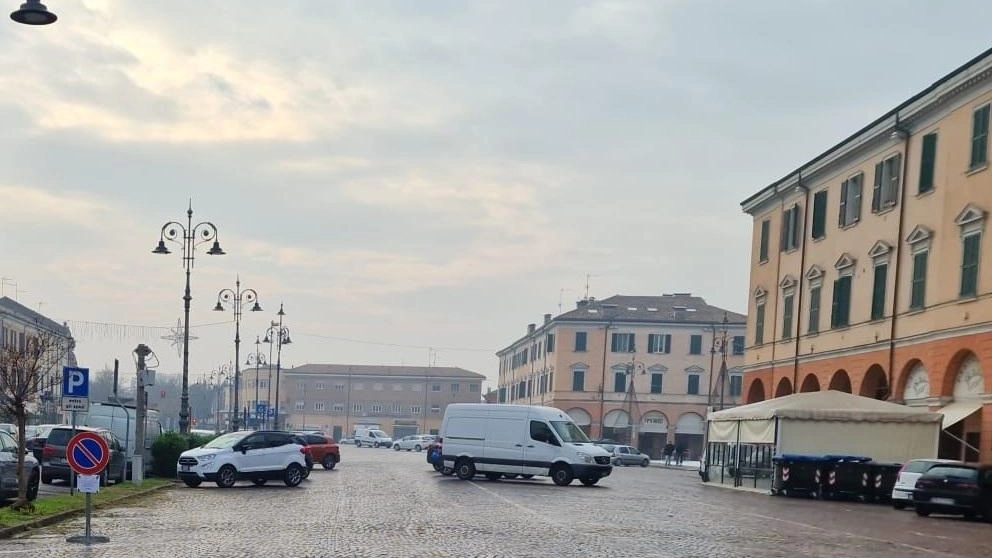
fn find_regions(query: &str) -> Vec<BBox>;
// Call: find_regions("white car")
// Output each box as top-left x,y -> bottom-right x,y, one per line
355,429 -> 393,448
177,430 -> 308,488
393,435 -> 436,452
891,458 -> 963,509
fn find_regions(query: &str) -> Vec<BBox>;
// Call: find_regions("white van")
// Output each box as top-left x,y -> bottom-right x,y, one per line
354,426 -> 393,448
440,404 -> 613,486
77,402 -> 164,475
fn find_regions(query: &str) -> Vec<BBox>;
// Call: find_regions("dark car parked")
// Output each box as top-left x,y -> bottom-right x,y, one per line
42,426 -> 127,486
0,430 -> 40,502
912,464 -> 992,521
25,424 -> 59,462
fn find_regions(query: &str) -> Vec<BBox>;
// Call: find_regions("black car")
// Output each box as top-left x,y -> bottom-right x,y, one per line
912,464 -> 992,521
42,426 -> 127,486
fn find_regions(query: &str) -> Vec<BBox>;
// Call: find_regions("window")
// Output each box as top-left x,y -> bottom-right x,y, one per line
759,219 -> 770,262
432,384 -> 441,392
430,405 -> 441,414
839,173 -> 863,226
650,373 -> 663,394
296,381 -> 305,391
314,401 -> 326,412
687,375 -> 700,395
614,371 -> 627,393
374,383 -> 384,391
469,383 -> 480,392
370,403 -> 383,413
755,303 -> 766,345
332,403 -> 344,412
689,335 -> 702,355
732,336 -> 745,355
961,233 -> 981,298
610,333 -> 635,352
831,276 -> 852,328
729,375 -> 743,397
872,154 -> 902,212
521,348 -> 528,363
412,383 -> 422,391
334,383 -> 345,391
546,333 -> 555,353
450,383 -> 460,392
808,286 -> 821,334
910,252 -> 928,310
971,104 -> 990,169
315,382 -> 326,391
647,334 -> 672,354
353,382 -> 364,391
574,331 -> 587,352
871,263 -> 888,320
781,294 -> 794,340
530,421 -> 559,446
392,383 -> 403,391
259,379 -> 268,389
294,400 -> 305,411
539,375 -> 547,394
572,369 -> 585,392
811,190 -> 827,239
411,405 -> 422,414
781,204 -> 801,251
919,133 -> 937,194
353,402 -> 362,412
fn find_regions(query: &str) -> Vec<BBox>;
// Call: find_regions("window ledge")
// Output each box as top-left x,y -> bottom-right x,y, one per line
957,296 -> 979,305
759,258 -> 769,265
839,220 -> 860,231
811,235 -> 825,243
870,317 -> 887,324
873,205 -> 898,217
967,163 -> 989,176
806,331 -> 820,337
831,325 -> 851,331
916,188 -> 936,199
906,307 -> 926,315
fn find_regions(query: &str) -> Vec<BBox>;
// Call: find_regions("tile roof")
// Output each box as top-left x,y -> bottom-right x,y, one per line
556,294 -> 746,325
283,364 -> 485,380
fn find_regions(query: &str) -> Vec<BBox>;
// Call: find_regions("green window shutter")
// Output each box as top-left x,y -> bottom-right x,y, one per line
664,334 -> 672,353
960,234 -> 981,297
812,190 -> 827,239
687,375 -> 700,395
911,252 -> 928,310
871,264 -> 888,320
830,280 -> 840,328
690,335 -> 702,355
840,276 -> 852,327
872,163 -> 883,212
782,295 -> 794,340
759,220 -> 770,261
919,133 -> 937,194
755,304 -> 765,345
808,286 -> 821,334
614,372 -> 626,393
838,180 -> 848,226
650,374 -> 663,394
971,106 -> 990,169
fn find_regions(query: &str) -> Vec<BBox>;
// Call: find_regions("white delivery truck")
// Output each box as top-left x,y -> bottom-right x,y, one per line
353,426 -> 393,448
440,404 -> 613,486
78,402 -> 164,476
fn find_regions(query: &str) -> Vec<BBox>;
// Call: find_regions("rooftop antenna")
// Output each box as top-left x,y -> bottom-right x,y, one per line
558,288 -> 573,313
584,274 -> 599,300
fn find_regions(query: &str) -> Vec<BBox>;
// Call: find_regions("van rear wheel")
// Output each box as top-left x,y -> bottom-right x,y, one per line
455,459 -> 476,480
551,464 -> 574,486
485,472 -> 502,481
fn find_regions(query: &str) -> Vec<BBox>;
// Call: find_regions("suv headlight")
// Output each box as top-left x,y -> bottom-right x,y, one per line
576,452 -> 593,464
197,454 -> 216,463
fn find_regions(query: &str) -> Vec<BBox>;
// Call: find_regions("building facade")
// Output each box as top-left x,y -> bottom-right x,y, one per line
741,47 -> 992,463
496,294 -> 746,459
0,296 -> 76,423
265,364 -> 484,440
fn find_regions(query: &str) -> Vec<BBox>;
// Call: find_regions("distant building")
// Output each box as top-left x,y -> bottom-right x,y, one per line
0,296 -> 77,422
496,294 -> 746,459
740,46 -> 992,463
257,364 -> 484,440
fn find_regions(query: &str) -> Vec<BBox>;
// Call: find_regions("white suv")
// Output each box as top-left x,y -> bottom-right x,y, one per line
177,430 -> 308,488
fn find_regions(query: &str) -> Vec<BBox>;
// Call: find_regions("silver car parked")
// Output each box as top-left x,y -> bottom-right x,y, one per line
393,435 -> 436,452
606,445 -> 650,467
0,430 -> 40,502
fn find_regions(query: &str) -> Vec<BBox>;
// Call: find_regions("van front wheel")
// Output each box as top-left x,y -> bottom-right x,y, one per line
551,464 -> 574,486
455,459 -> 476,480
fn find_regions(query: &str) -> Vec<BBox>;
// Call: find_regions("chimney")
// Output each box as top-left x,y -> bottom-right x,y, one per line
543,313 -> 552,325
527,323 -> 536,335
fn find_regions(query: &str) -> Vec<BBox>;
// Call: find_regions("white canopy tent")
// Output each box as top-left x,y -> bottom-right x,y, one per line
707,391 -> 942,463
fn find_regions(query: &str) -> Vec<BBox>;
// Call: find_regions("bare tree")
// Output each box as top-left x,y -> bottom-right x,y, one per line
0,331 -> 67,510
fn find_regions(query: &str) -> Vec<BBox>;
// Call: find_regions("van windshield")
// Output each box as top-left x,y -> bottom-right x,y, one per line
550,421 -> 590,443
371,430 -> 387,437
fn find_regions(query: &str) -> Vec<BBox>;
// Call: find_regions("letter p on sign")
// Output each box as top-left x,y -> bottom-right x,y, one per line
62,367 -> 90,398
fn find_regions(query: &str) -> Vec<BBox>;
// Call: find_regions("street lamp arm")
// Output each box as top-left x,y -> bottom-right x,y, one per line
216,288 -> 238,307
190,222 -> 221,245
158,221 -> 188,245
239,288 -> 260,305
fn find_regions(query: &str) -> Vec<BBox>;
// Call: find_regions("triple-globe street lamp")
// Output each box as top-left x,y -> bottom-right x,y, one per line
245,338 -> 266,429
263,304 -> 291,430
153,203 -> 225,434
213,277 -> 261,432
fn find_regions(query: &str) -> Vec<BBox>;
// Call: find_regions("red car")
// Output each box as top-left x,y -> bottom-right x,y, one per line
295,432 -> 340,469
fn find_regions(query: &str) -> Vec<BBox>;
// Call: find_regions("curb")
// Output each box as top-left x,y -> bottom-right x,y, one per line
0,481 -> 174,540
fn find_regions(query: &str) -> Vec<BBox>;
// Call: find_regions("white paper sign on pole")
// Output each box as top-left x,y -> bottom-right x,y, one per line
77,475 -> 100,494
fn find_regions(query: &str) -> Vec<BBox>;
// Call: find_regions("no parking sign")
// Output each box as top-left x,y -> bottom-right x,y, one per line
66,431 -> 110,476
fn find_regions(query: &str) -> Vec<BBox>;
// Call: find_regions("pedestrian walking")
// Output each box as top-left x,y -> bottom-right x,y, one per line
675,445 -> 685,466
663,442 -> 675,466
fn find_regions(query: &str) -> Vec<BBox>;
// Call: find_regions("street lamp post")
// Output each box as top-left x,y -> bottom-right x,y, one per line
263,304 -> 291,431
246,337 -> 266,429
153,203 -> 225,434
10,0 -> 56,25
213,277 -> 261,432
623,353 -> 646,448
712,313 -> 730,411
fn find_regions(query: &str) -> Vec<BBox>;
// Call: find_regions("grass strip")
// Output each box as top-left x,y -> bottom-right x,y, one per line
0,479 -> 172,530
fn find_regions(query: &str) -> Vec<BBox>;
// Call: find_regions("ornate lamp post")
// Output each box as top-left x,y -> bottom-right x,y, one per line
246,337 -> 266,429
263,304 -> 291,430
153,203 -> 225,434
10,0 -> 56,24
213,277 -> 261,431
708,313 -> 731,411
623,352 -> 646,447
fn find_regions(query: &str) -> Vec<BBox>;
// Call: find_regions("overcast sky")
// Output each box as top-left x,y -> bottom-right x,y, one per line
1,1 -> 989,390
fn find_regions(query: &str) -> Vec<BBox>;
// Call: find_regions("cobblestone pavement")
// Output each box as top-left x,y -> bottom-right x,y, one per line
2,445 -> 990,558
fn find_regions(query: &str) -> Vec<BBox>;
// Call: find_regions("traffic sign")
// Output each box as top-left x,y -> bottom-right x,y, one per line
62,367 -> 90,413
66,431 -> 110,476
256,402 -> 267,416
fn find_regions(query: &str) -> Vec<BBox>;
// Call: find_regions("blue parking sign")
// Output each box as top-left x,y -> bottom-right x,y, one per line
255,403 -> 267,416
62,367 -> 90,398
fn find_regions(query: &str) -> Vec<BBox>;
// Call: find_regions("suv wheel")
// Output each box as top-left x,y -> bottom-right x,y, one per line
215,465 -> 238,488
322,455 -> 337,470
183,478 -> 202,488
414,444 -> 422,452
284,463 -> 305,487
455,458 -> 476,480
551,464 -> 574,486
394,444 -> 401,451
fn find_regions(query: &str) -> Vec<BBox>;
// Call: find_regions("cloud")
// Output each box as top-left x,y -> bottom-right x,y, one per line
0,185 -> 110,227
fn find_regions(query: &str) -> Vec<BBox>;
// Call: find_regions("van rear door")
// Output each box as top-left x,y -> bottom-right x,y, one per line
482,418 -> 524,476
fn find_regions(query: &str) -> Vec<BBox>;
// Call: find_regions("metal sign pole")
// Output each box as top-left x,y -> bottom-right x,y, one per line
70,411 -> 75,496
84,492 -> 91,543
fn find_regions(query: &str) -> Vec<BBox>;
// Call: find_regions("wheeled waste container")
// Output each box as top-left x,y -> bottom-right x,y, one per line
820,455 -> 872,500
771,455 -> 825,498
862,462 -> 903,503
